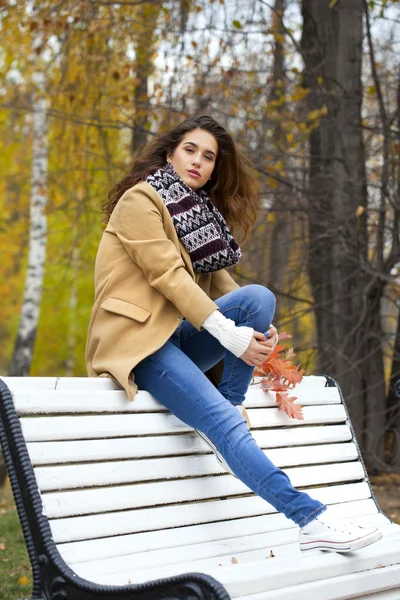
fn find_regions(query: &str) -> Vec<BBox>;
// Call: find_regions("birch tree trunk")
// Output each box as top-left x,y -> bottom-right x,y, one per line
65,245 -> 79,377
9,71 -> 48,375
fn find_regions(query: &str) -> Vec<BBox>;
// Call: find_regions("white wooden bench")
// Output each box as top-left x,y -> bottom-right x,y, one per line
1,375 -> 400,600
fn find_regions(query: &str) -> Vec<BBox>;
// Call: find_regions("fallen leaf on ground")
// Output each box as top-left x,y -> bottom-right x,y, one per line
18,576 -> 30,586
269,550 -> 275,558
231,556 -> 238,564
0,543 -> 5,551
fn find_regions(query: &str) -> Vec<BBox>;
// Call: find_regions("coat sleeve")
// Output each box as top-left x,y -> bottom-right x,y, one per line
210,268 -> 240,300
115,185 -> 220,331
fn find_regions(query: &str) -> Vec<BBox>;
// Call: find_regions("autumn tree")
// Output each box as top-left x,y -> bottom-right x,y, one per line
300,0 -> 399,468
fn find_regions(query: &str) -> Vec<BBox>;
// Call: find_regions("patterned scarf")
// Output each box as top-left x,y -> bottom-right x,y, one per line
145,162 -> 242,273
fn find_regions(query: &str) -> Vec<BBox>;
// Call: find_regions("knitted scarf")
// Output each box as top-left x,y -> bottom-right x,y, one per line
145,162 -> 242,273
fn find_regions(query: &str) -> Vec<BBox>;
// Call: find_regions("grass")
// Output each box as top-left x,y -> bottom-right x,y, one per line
0,481 -> 32,600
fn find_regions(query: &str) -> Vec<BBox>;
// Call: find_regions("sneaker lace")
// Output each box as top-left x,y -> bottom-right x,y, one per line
322,517 -> 359,534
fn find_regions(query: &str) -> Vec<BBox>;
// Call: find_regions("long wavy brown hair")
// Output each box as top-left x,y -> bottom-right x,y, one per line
103,115 -> 261,243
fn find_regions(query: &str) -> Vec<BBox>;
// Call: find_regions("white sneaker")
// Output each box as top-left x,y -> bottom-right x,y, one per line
299,512 -> 382,553
195,405 -> 250,477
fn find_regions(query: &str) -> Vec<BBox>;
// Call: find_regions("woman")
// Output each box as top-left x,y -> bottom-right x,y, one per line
86,115 -> 381,553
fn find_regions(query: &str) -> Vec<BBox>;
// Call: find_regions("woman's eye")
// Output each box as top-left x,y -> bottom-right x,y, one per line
185,147 -> 213,160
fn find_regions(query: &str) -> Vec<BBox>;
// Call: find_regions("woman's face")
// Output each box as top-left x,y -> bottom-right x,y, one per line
167,128 -> 218,190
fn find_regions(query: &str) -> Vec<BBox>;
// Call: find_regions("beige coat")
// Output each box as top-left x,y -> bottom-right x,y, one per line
85,181 -> 240,400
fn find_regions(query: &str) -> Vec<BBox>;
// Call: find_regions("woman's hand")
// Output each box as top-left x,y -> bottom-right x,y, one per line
240,325 -> 278,367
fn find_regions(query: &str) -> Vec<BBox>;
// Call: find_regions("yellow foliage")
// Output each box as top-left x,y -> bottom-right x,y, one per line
273,33 -> 285,45
356,205 -> 365,217
290,86 -> 310,102
307,108 -> 322,121
1,0 -> 165,376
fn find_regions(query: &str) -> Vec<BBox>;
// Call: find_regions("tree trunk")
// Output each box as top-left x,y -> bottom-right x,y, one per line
65,245 -> 79,377
131,0 -> 163,155
9,72 -> 48,375
387,307 -> 400,460
301,0 -> 386,467
267,0 -> 292,325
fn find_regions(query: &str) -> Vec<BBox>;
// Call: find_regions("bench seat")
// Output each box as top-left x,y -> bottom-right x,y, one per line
1,374 -> 399,600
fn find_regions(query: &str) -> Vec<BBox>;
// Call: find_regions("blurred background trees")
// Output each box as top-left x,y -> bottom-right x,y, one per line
0,0 -> 399,477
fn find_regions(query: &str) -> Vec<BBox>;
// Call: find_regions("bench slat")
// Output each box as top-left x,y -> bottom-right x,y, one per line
42,462 -> 365,518
34,443 -> 359,491
240,565 -> 400,600
1,375 -> 329,392
58,498 -> 380,564
21,405 -> 347,442
49,481 -> 373,543
251,425 -> 352,449
70,515 -> 394,580
27,425 -> 353,465
12,386 -> 340,414
80,534 -> 400,594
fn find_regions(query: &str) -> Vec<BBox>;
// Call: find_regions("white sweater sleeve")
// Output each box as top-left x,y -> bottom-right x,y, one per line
201,309 -> 254,358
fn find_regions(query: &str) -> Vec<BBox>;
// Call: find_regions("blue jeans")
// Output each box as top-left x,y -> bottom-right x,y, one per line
132,284 -> 326,527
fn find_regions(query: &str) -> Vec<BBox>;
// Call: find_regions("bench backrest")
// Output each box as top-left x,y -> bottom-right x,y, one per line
0,375 -> 378,570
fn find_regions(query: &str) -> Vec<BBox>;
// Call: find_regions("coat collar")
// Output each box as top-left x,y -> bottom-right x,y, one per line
139,182 -> 196,279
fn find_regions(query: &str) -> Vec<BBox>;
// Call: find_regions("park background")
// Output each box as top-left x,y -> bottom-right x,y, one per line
0,0 -> 399,597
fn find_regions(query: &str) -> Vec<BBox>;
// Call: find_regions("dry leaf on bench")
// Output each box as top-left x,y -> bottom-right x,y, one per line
276,392 -> 304,420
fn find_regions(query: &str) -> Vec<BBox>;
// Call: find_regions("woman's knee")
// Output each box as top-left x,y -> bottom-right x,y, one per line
245,284 -> 275,313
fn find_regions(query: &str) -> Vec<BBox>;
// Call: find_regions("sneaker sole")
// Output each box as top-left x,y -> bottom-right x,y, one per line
299,528 -> 382,553
194,429 -> 237,477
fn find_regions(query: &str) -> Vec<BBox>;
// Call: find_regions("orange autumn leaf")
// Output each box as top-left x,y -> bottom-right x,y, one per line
256,345 -> 304,388
253,334 -> 305,420
286,348 -> 295,360
276,331 -> 292,341
276,392 -> 304,420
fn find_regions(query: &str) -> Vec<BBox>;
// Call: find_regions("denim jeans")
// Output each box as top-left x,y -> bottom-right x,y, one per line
132,284 -> 326,527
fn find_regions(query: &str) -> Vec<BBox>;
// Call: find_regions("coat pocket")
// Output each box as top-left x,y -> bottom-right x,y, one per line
100,298 -> 151,323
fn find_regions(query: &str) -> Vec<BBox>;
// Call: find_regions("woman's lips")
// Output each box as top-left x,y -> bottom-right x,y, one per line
187,170 -> 200,179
